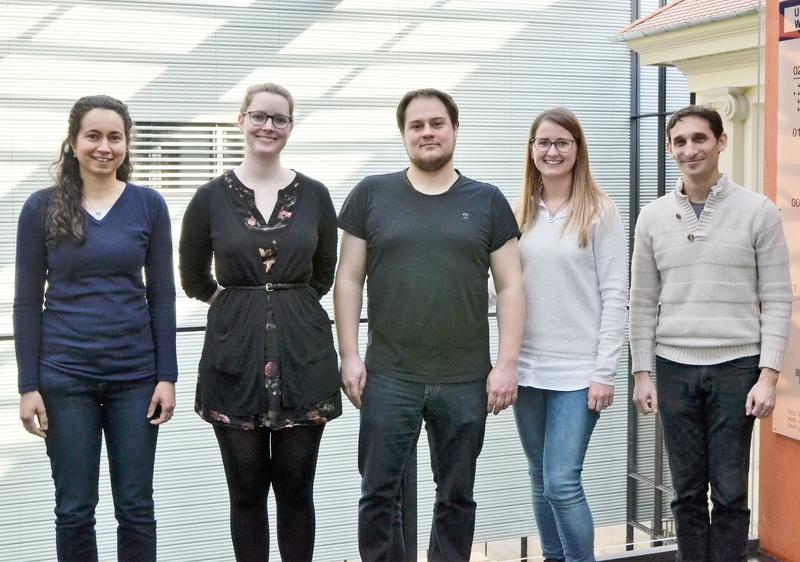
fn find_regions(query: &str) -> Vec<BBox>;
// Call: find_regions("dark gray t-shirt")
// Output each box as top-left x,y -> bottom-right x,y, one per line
690,200 -> 705,219
338,170 -> 520,383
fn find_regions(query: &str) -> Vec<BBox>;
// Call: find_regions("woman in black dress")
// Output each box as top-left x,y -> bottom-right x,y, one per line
179,83 -> 340,562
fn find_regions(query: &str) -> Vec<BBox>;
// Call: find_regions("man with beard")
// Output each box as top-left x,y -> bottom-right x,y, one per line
334,88 -> 525,561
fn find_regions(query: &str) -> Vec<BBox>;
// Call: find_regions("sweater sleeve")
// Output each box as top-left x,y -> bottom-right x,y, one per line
145,192 -> 178,383
13,192 -> 48,393
754,198 -> 792,371
629,208 -> 660,374
309,184 -> 338,299
590,203 -> 629,386
179,186 -> 218,302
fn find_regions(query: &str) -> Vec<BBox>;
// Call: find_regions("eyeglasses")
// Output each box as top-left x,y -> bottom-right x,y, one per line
241,111 -> 293,129
531,138 -> 576,153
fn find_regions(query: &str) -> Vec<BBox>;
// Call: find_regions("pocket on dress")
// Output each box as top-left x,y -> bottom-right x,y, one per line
204,297 -> 259,375
280,316 -> 339,407
207,331 -> 249,374
198,330 -> 266,416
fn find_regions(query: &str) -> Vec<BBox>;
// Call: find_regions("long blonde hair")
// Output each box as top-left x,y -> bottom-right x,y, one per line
517,107 -> 610,248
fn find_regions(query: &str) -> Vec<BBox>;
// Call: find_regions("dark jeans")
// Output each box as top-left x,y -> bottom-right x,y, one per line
656,355 -> 760,562
39,368 -> 158,562
358,372 -> 487,562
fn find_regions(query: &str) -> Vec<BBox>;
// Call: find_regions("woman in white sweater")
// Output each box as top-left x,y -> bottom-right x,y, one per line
513,108 -> 627,562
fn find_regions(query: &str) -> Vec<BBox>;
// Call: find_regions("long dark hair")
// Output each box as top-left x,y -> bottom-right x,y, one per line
47,95 -> 133,245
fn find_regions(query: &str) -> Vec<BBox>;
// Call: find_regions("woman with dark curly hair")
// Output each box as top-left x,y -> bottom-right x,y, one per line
14,95 -> 177,562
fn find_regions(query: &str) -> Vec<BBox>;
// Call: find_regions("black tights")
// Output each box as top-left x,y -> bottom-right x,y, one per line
213,424 -> 325,562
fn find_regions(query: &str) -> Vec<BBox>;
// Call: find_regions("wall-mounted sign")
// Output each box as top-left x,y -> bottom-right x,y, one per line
774,0 -> 800,440
784,2 -> 800,33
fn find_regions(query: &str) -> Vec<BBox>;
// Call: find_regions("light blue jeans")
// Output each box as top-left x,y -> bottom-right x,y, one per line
514,386 -> 599,562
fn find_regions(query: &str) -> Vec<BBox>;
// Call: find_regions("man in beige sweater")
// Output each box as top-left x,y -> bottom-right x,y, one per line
629,105 -> 791,562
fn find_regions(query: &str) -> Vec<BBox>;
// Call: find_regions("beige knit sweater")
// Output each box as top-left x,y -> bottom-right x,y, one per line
629,174 -> 792,373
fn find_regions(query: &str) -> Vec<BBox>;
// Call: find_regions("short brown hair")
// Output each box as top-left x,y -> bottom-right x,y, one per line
240,83 -> 294,117
666,105 -> 724,142
396,88 -> 459,131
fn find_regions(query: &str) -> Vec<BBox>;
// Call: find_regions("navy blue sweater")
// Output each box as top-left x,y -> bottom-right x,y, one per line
14,184 -> 178,393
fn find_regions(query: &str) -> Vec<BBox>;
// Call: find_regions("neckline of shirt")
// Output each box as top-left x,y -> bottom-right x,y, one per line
85,182 -> 129,224
402,168 -> 464,197
229,169 -> 299,193
537,199 -> 571,221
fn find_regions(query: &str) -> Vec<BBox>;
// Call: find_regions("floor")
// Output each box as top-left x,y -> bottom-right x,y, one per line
460,523 -> 665,561
349,422 -> 772,562
403,523 -> 783,561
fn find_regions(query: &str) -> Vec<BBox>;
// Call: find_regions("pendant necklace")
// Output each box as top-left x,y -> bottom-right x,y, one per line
83,183 -> 123,219
83,198 -> 109,219
545,199 -> 569,222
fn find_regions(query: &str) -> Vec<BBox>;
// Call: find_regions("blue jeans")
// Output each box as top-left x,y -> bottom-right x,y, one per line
358,372 -> 487,562
514,386 -> 599,562
656,355 -> 759,562
39,368 -> 159,562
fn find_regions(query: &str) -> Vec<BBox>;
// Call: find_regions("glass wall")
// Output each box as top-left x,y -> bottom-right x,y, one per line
0,0 -> 709,559
624,0 -> 691,550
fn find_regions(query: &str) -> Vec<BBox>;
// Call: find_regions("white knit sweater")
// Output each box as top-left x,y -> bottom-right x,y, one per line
629,175 -> 792,373
519,200 -> 628,387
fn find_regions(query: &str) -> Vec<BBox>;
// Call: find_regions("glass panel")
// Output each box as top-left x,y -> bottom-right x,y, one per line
666,66 -> 690,113
640,64 -> 661,116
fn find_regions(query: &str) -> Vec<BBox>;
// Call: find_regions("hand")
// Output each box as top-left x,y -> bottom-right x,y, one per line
632,371 -> 658,414
341,355 -> 367,409
147,381 -> 176,425
746,368 -> 779,418
588,381 -> 615,413
486,360 -> 518,415
20,391 -> 48,438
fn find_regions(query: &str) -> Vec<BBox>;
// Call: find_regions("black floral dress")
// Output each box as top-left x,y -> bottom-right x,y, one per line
179,170 -> 342,431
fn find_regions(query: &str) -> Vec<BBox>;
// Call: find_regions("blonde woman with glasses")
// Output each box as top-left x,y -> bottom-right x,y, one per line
179,83 -> 340,561
513,107 -> 627,562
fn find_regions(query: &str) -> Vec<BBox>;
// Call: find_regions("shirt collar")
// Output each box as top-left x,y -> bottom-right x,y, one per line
674,173 -> 730,201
